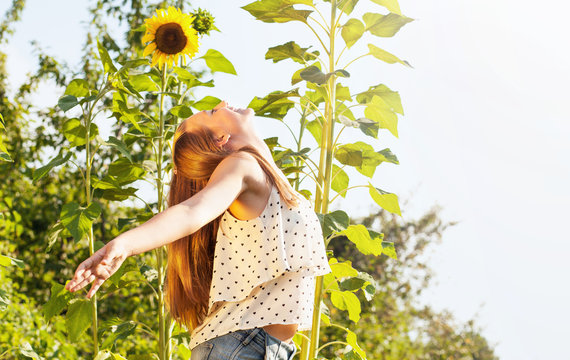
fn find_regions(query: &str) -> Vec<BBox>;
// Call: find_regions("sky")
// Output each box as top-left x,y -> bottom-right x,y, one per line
2,0 -> 569,359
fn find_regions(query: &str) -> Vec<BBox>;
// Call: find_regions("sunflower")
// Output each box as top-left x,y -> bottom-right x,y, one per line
142,6 -> 200,68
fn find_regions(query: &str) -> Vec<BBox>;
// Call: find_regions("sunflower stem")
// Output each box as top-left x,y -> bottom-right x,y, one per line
156,64 -> 170,360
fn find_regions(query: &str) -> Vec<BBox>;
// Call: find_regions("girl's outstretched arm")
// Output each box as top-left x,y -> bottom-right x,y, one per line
65,152 -> 256,298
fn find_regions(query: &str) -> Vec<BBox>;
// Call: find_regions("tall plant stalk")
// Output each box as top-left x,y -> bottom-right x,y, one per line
155,64 -> 173,360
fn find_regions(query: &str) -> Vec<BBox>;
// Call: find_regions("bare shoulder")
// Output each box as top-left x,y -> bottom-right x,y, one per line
225,151 -> 269,195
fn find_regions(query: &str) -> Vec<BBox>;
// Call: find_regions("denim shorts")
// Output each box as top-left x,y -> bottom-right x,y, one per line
190,327 -> 297,360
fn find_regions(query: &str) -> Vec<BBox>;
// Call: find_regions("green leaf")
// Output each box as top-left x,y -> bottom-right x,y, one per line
100,320 -> 137,350
58,95 -> 79,112
170,105 -> 193,118
368,182 -> 401,216
0,254 -> 24,268
341,18 -> 365,48
66,299 -> 92,342
43,283 -> 73,323
192,96 -> 222,111
99,187 -> 138,201
306,118 -> 322,146
291,67 -> 303,85
381,241 -> 397,259
241,0 -> 313,24
355,117 -> 380,138
32,151 -> 73,182
265,41 -> 319,64
172,67 -> 197,81
129,74 -> 159,92
105,136 -> 132,163
334,141 -> 388,177
378,148 -> 399,164
46,221 -> 65,253
60,201 -> 102,243
65,79 -> 90,97
356,83 -> 403,115
370,0 -> 401,14
108,157 -> 145,185
330,258 -> 359,279
247,89 -> 299,120
200,49 -> 237,75
364,95 -> 399,137
331,164 -> 349,198
346,328 -> 368,359
19,342 -> 41,360
316,209 -> 349,238
330,290 -> 361,322
97,38 -> 117,74
368,43 -> 412,67
323,0 -> 358,15
63,118 -> 99,147
340,224 -> 383,256
363,12 -> 413,37
300,66 -> 349,85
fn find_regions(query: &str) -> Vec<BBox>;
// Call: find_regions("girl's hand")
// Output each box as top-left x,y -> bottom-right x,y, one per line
65,239 -> 129,299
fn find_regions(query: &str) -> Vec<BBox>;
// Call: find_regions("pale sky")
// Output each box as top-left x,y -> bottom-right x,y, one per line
2,0 -> 569,359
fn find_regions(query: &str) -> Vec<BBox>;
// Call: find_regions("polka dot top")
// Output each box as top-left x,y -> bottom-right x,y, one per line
188,182 -> 332,350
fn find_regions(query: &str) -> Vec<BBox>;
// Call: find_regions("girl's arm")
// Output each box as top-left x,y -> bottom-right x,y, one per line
65,152 -> 256,298
119,152 -> 253,257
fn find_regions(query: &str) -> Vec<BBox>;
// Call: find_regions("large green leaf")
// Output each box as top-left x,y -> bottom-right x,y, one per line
32,150 -> 73,182
62,118 -> 99,147
330,258 -> 359,279
341,18 -> 365,48
331,164 -> 349,198
363,12 -> 413,37
247,89 -> 299,120
300,65 -> 350,85
330,290 -> 361,322
129,74 -> 159,92
316,209 -> 349,238
66,299 -> 92,342
364,95 -> 399,137
241,0 -> 313,24
200,49 -> 237,75
108,157 -> 145,185
43,283 -> 73,323
346,328 -> 368,359
381,241 -> 397,259
265,41 -> 319,64
340,224 -> 383,256
58,95 -> 79,112
65,79 -> 90,98
370,0 -> 401,14
97,38 -> 117,74
104,136 -> 132,163
368,43 -> 412,67
334,141 -> 388,177
0,254 -> 24,268
368,182 -> 401,215
192,96 -> 222,111
100,320 -> 137,350
59,201 -> 102,243
170,105 -> 193,118
305,118 -> 322,146
356,83 -> 403,114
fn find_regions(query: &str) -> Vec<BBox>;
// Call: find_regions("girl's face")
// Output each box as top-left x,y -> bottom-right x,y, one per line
182,100 -> 256,149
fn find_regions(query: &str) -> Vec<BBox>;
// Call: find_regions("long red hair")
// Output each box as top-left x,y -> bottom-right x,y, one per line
166,122 -> 300,331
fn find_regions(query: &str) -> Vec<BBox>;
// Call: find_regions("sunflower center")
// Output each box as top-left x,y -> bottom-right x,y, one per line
155,22 -> 188,54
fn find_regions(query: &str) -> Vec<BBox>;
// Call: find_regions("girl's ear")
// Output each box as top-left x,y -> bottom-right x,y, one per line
216,134 -> 231,147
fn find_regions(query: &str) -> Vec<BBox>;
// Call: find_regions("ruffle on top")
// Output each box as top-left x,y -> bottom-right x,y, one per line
207,184 -> 331,313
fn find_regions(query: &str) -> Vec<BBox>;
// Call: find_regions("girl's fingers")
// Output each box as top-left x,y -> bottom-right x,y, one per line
87,278 -> 105,299
71,273 -> 96,293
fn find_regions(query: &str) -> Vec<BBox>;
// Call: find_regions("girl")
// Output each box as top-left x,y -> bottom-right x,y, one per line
65,100 -> 332,360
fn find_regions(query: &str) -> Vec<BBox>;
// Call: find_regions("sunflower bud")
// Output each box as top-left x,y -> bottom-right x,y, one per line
190,8 -> 215,36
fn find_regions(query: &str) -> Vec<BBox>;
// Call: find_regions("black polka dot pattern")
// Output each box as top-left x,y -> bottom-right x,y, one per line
188,184 -> 332,350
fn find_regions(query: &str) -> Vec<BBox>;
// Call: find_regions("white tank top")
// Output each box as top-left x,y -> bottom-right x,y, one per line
188,183 -> 332,350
